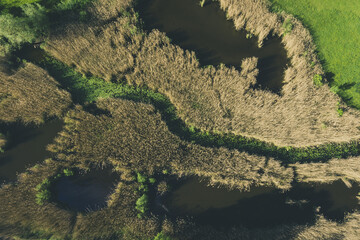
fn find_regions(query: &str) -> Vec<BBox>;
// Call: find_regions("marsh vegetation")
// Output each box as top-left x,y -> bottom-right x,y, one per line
1,0 -> 360,239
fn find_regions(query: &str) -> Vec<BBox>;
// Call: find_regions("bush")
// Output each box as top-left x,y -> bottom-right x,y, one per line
282,18 -> 293,35
63,168 -> 74,176
137,172 -> 147,183
154,232 -> 172,240
135,194 -> 148,214
313,74 -> 323,87
35,178 -> 51,205
35,189 -> 51,205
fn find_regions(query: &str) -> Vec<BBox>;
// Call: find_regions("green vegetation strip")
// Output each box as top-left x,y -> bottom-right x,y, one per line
270,0 -> 360,110
28,53 -> 360,164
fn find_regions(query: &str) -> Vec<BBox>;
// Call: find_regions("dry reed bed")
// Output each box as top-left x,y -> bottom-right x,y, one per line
48,98 -> 293,191
0,158 -> 159,239
1,98 -> 360,239
292,156 -> 360,186
0,62 -> 71,124
0,159 -> 74,239
44,0 -> 360,147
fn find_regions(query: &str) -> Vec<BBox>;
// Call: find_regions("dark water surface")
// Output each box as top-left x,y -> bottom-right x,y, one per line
54,168 -> 119,212
163,177 -> 360,228
0,120 -> 63,183
137,0 -> 289,93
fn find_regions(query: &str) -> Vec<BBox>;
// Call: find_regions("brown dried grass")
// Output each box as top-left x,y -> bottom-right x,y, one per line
292,156 -> 360,186
0,62 -> 71,124
48,98 -> 293,191
1,97 -> 360,239
0,159 -> 74,239
44,0 -> 360,147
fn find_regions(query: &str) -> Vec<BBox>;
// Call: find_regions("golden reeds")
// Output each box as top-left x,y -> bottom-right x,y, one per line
44,0 -> 360,147
0,62 -> 72,124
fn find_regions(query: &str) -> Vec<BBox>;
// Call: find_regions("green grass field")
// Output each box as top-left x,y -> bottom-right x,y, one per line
270,0 -> 360,109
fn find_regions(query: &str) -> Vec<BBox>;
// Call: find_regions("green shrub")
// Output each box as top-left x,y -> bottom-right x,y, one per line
138,183 -> 149,192
135,194 -> 148,214
282,18 -> 293,35
137,172 -> 147,183
313,74 -> 324,87
149,178 -> 156,184
337,102 -> 344,117
35,189 -> 51,205
337,108 -> 344,117
35,178 -> 51,205
154,232 -> 172,240
63,168 -> 74,176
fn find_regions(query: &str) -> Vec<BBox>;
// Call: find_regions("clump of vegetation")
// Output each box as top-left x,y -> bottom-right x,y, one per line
134,172 -> 157,217
199,0 -> 205,7
282,18 -> 293,35
35,178 -> 51,205
154,231 -> 172,240
0,62 -> 71,124
135,193 -> 149,218
313,74 -> 324,87
63,168 -> 74,177
337,102 -> 344,117
0,132 -> 6,152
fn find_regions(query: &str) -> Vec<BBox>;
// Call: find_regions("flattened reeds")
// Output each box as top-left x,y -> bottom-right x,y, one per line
0,62 -> 71,124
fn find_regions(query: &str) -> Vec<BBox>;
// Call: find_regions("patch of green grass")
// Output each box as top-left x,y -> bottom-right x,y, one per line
270,0 -> 360,109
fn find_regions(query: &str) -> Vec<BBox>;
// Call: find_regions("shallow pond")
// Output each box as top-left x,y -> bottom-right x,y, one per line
137,0 -> 289,93
163,177 -> 360,228
0,120 -> 63,183
54,168 -> 119,212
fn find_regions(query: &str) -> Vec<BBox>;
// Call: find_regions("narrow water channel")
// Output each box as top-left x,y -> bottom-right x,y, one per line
162,177 -> 360,228
0,120 -> 63,183
54,168 -> 119,212
137,0 -> 289,93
